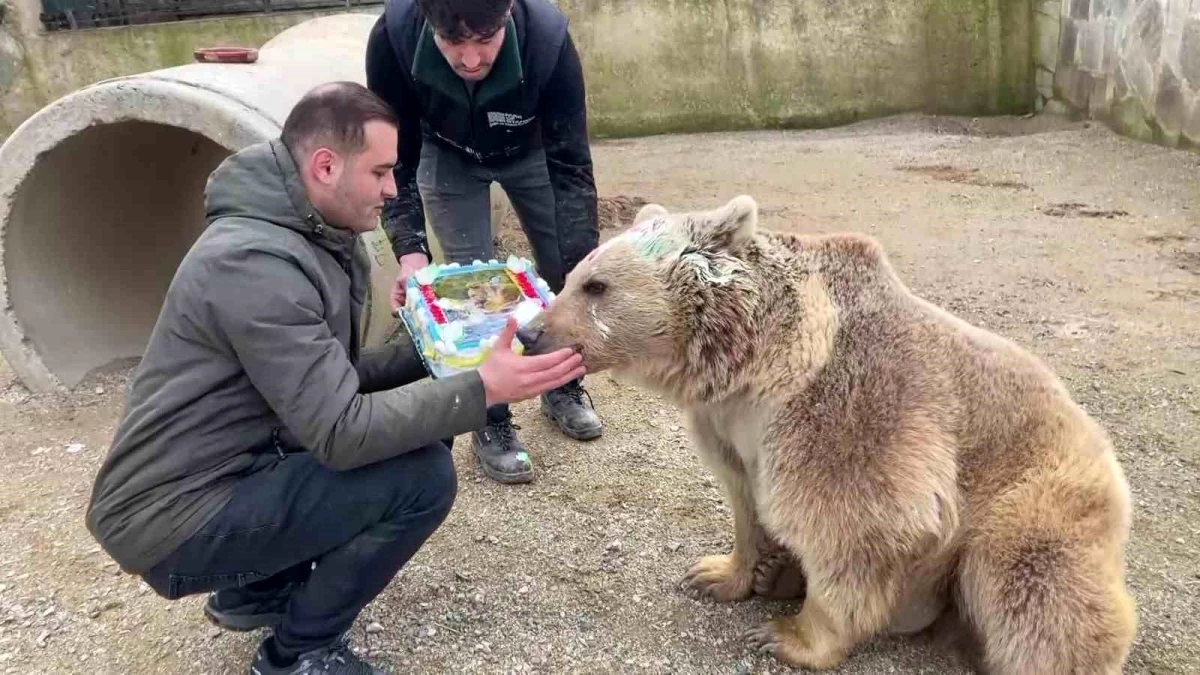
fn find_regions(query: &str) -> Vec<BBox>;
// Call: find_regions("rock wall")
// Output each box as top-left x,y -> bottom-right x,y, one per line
1,0 -> 1035,143
1053,0 -> 1200,147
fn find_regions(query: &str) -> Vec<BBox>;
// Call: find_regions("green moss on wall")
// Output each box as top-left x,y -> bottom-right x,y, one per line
0,9 -> 340,141
4,0 -> 1034,143
575,0 -> 1032,138
1110,96 -> 1156,143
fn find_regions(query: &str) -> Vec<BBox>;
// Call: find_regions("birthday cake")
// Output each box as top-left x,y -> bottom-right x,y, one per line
398,255 -> 554,379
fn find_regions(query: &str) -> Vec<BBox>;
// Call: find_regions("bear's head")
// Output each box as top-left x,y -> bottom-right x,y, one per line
518,194 -> 762,401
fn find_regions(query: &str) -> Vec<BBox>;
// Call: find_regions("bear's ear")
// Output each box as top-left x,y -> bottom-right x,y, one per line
690,195 -> 758,250
633,203 -> 669,225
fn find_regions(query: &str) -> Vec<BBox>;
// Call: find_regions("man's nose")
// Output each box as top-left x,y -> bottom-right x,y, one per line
382,173 -> 398,199
461,47 -> 481,68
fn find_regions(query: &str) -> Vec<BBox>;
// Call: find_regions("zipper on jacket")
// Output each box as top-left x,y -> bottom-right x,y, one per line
271,427 -> 286,459
463,81 -> 478,156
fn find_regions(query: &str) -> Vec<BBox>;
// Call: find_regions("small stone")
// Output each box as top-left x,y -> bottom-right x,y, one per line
65,443 -> 85,454
209,627 -> 222,639
606,540 -> 623,553
36,631 -> 49,648
486,536 -> 499,545
668,542 -> 683,553
517,586 -> 530,595
670,425 -> 680,432
365,622 -> 384,634
454,570 -> 471,582
94,386 -> 105,395
423,626 -> 437,638
1176,538 -> 1186,545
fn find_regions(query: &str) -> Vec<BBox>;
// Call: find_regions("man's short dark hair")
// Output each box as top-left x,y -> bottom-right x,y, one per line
417,0 -> 512,41
281,81 -> 399,160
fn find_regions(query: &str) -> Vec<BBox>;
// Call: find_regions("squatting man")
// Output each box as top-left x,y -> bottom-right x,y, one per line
85,82 -> 584,675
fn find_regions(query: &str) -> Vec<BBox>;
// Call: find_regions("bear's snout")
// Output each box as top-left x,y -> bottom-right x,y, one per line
516,323 -> 546,354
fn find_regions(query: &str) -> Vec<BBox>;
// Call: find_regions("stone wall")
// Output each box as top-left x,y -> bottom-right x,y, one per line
1053,0 -> 1200,147
0,0 -> 1035,144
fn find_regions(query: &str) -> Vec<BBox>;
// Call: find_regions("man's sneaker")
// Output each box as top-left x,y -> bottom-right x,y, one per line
248,634 -> 385,675
205,583 -> 295,632
471,417 -> 533,484
541,380 -> 603,441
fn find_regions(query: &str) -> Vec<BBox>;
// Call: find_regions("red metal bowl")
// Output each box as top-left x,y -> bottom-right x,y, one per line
193,47 -> 259,64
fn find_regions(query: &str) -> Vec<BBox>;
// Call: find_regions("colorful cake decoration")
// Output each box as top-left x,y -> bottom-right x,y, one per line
397,256 -> 555,379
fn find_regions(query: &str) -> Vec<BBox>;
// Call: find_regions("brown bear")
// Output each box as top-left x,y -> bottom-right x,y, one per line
517,195 -> 1137,673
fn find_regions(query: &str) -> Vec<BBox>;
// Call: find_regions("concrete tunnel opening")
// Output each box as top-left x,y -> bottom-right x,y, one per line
0,14 -> 415,393
6,120 -> 231,388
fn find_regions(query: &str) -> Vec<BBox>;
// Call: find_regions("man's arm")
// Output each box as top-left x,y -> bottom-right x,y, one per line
355,333 -> 429,394
366,16 -> 431,261
205,250 -> 486,471
538,32 -> 600,288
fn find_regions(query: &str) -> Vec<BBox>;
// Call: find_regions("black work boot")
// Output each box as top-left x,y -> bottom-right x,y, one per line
471,412 -> 533,484
541,379 -> 603,441
248,633 -> 386,674
205,581 -> 297,632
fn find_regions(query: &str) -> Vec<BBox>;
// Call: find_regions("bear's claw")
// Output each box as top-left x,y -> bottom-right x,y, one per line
680,554 -> 752,602
752,549 -> 807,600
744,623 -> 779,653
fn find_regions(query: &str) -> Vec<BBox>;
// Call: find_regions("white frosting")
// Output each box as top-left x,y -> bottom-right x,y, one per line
512,299 -> 542,327
414,266 -> 438,286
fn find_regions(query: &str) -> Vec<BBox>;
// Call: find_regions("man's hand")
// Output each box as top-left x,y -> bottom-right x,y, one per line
478,317 -> 584,407
391,252 -> 431,312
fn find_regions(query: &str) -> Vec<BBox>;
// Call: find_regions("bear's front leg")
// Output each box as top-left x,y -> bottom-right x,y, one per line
680,412 -> 759,602
744,545 -> 921,669
744,591 -> 853,670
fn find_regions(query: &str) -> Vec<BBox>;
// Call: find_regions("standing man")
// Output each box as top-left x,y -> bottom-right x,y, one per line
365,0 -> 603,485
85,82 -> 585,674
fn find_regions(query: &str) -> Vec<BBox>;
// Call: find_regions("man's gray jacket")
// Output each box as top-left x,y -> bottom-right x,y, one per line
85,138 -> 487,575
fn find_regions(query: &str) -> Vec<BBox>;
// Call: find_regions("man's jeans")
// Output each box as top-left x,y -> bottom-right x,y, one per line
141,443 -> 456,657
417,140 -> 571,423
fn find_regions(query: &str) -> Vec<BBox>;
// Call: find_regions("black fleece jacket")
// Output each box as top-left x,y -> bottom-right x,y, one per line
365,0 -> 599,281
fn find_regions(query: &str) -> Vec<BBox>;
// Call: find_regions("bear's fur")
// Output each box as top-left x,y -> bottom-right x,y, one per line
519,195 -> 1137,673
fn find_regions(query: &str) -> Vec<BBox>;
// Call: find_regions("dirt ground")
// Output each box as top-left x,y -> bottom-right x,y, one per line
1,113 -> 1197,674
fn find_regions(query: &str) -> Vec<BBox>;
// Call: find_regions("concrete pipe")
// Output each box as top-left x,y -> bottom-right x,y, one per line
0,12 -> 502,393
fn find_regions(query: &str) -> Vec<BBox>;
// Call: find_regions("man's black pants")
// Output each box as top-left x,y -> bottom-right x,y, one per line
142,442 -> 456,657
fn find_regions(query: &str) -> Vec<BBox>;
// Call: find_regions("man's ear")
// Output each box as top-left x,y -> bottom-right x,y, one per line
689,194 -> 758,250
308,147 -> 339,186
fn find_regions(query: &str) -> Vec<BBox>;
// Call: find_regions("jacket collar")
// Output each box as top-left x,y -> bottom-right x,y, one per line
411,15 -> 524,108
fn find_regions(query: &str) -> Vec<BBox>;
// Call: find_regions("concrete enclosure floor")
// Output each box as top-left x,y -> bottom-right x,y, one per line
0,113 -> 1196,674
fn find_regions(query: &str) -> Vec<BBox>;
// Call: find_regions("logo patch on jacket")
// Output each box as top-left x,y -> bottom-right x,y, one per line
487,112 -> 535,128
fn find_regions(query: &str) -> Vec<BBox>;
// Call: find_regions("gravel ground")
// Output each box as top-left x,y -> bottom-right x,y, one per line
0,112 -> 1197,674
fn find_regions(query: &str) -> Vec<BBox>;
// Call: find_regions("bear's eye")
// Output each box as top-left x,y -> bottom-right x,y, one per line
583,279 -> 607,296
